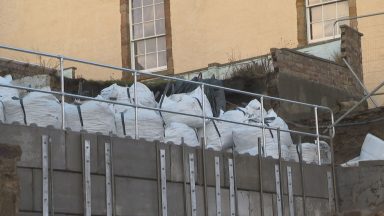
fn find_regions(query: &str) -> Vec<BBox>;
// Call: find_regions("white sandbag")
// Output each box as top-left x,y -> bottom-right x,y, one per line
161,87 -> 213,128
129,82 -> 157,108
100,84 -> 132,113
265,109 -> 293,147
64,103 -> 82,132
296,143 -> 319,164
0,75 -> 19,100
233,124 -> 289,159
115,107 -> 164,142
100,84 -> 130,102
245,99 -> 267,123
164,122 -> 200,147
198,108 -> 248,151
360,133 -> 384,160
341,156 -> 360,167
3,88 -> 62,128
0,101 -> 4,122
78,96 -> 116,135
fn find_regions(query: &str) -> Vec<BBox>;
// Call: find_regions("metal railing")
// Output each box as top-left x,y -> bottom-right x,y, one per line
0,44 -> 338,215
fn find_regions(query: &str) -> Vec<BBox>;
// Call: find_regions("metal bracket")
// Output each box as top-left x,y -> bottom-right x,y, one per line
160,149 -> 168,216
105,142 -> 113,216
189,154 -> 197,216
215,157 -> 221,216
275,164 -> 282,216
287,166 -> 294,216
229,159 -> 235,216
327,171 -> 335,213
42,135 -> 49,216
83,139 -> 91,216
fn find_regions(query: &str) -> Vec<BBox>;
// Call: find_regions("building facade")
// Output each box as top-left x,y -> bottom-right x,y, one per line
0,0 -> 383,99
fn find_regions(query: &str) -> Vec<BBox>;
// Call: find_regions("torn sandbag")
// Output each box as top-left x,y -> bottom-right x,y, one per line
245,99 -> 267,123
115,107 -> 164,141
161,87 -> 213,128
164,122 -> 200,147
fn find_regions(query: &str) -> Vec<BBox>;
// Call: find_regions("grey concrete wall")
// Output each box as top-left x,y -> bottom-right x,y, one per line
337,164 -> 384,216
0,123 -> 333,215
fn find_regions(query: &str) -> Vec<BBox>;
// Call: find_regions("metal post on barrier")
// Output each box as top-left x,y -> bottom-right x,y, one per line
297,136 -> 307,216
59,57 -> 65,130
201,84 -> 207,148
134,71 -> 138,140
314,107 -> 321,165
260,96 -> 266,157
277,128 -> 284,216
258,138 -> 265,216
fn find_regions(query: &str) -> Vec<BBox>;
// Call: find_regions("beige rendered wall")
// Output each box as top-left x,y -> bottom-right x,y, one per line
169,0 -> 298,74
0,0 -> 122,81
355,0 -> 384,106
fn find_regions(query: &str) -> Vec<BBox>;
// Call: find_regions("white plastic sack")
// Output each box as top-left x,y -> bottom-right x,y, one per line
0,75 -> 19,100
77,96 -> 116,135
164,122 -> 200,147
161,87 -> 213,128
198,109 -> 248,151
245,99 -> 267,123
233,124 -> 289,159
289,141 -> 330,164
265,109 -> 293,147
115,107 -> 164,141
64,103 -> 82,132
100,84 -> 130,102
360,133 -> 384,160
129,82 -> 157,108
3,88 -> 62,128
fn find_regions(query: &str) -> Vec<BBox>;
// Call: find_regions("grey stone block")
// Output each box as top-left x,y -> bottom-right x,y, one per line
18,168 -> 33,211
233,154 -> 260,191
249,191 -> 261,216
0,124 -> 66,169
306,197 -> 330,216
237,190 -> 250,216
91,175 -> 107,215
112,137 -> 170,179
115,177 -> 158,216
33,170 -> 83,214
303,164 -> 330,198
166,182 -> 185,216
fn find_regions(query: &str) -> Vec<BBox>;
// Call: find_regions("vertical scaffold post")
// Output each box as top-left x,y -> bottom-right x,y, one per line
314,107 -> 321,165
59,57 -> 65,130
134,70 -> 138,140
260,96 -> 266,157
258,138 -> 264,216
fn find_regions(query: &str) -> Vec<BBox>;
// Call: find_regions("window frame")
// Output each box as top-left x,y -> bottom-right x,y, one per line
305,0 -> 349,43
129,0 -> 167,72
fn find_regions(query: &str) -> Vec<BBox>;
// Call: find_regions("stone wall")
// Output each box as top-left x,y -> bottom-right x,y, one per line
0,57 -> 57,80
0,123 -> 334,216
340,25 -> 364,81
0,143 -> 21,216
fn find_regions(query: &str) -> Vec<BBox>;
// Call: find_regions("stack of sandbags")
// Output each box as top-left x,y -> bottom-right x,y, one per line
161,87 -> 213,128
115,107 -> 164,141
3,87 -> 62,128
164,122 -> 200,147
65,96 -> 116,135
198,108 -> 248,151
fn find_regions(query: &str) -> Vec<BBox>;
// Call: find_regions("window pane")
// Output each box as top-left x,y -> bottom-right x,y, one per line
143,0 -> 153,6
146,38 -> 156,53
308,0 -> 321,6
132,8 -> 142,24
155,0 -> 163,3
144,22 -> 155,37
143,6 -> 154,22
146,53 -> 157,68
158,51 -> 167,67
135,40 -> 145,55
135,56 -> 145,70
311,22 -> 323,39
155,19 -> 165,35
132,0 -> 141,8
337,1 -> 349,18
133,24 -> 143,39
323,3 -> 336,20
324,20 -> 335,37
155,3 -> 165,19
157,36 -> 166,51
310,6 -> 322,23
